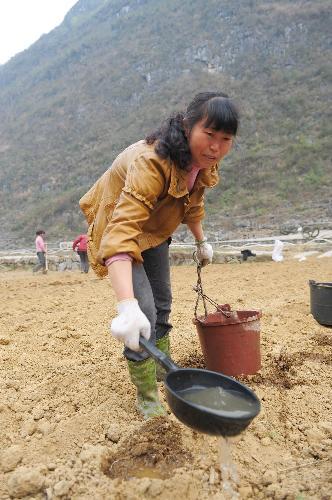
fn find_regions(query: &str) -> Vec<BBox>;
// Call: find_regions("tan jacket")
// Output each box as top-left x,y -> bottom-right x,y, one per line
80,140 -> 220,277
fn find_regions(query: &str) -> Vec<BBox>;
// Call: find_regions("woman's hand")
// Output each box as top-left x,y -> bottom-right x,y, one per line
195,239 -> 213,266
108,261 -> 150,350
186,221 -> 213,266
110,298 -> 151,351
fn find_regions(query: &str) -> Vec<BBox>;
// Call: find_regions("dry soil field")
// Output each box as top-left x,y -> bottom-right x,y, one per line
0,258 -> 331,499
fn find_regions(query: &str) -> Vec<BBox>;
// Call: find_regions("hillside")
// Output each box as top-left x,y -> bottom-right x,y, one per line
0,0 -> 331,246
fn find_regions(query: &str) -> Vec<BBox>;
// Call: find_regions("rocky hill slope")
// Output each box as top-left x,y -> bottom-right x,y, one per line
0,0 -> 331,246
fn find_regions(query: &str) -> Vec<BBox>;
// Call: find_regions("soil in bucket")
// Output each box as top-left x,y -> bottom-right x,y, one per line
193,304 -> 261,376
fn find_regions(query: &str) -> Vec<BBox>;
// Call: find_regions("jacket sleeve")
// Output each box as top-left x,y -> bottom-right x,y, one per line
98,155 -> 166,263
79,170 -> 108,225
182,189 -> 205,224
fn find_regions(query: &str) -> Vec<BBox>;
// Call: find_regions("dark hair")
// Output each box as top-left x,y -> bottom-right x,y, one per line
36,230 -> 45,236
146,91 -> 239,171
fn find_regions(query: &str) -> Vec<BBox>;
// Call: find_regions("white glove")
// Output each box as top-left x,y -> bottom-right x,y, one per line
195,238 -> 213,267
110,298 -> 151,351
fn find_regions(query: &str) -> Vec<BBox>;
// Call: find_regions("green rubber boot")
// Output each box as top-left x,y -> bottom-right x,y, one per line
127,358 -> 167,419
155,334 -> 170,381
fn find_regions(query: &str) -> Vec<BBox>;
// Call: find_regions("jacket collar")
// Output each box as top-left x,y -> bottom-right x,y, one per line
168,163 -> 220,198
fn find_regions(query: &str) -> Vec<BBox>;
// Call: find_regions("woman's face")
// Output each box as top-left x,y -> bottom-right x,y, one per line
187,119 -> 234,168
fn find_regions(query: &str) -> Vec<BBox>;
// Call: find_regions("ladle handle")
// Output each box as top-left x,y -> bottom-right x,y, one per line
139,337 -> 179,373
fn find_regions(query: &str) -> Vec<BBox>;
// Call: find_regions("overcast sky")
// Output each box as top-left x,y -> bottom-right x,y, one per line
0,0 -> 78,65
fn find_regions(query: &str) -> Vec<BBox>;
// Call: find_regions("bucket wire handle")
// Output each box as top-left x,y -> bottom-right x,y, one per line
193,252 -> 208,319
193,252 -> 231,319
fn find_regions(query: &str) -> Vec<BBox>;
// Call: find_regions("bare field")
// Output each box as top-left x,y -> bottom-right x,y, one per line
0,259 -> 331,499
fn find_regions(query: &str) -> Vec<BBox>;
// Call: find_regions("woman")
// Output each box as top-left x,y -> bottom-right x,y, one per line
80,91 -> 239,418
32,230 -> 47,274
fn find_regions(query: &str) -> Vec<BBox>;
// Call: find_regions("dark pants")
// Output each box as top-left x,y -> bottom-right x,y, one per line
33,252 -> 46,272
124,240 -> 173,361
78,251 -> 89,273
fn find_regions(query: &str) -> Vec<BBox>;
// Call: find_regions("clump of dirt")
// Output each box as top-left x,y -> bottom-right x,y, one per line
48,279 -> 84,287
315,332 -> 332,347
177,350 -> 206,369
239,349 -> 300,389
241,348 -> 327,389
239,371 -> 297,390
101,416 -> 191,480
241,342 -> 332,392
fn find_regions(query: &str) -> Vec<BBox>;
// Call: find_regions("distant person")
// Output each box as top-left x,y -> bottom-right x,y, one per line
72,234 -> 89,273
80,91 -> 239,419
33,230 -> 47,274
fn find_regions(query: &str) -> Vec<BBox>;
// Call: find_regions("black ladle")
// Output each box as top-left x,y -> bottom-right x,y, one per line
139,337 -> 260,436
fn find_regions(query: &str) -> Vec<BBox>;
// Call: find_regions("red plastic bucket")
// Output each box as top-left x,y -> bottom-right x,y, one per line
193,304 -> 262,376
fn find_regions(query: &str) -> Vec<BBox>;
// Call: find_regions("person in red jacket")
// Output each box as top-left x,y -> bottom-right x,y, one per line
72,234 -> 89,273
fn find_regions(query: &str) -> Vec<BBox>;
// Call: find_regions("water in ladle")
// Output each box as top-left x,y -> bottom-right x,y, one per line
177,385 -> 255,417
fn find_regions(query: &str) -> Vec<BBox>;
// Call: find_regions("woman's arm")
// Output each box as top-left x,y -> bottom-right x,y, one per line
107,260 -> 134,301
186,220 -> 205,242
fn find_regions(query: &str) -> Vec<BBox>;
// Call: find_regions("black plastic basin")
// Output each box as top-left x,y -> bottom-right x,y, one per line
309,280 -> 332,326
